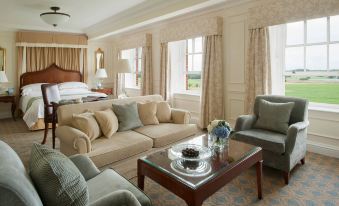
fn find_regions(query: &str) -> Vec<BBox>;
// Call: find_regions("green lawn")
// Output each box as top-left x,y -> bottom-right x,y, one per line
285,83 -> 339,104
188,79 -> 201,90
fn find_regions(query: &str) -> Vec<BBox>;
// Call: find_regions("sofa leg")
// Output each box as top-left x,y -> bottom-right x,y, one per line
283,171 -> 289,185
301,157 -> 305,165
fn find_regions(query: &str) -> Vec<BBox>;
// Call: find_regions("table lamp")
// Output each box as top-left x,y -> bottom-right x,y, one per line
95,68 -> 108,89
116,59 -> 131,96
0,71 -> 8,95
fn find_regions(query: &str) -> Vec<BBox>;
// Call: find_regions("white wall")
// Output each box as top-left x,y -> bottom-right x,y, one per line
0,31 -> 16,119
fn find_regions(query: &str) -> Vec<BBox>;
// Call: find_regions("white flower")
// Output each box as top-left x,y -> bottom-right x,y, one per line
211,120 -> 220,128
207,125 -> 212,133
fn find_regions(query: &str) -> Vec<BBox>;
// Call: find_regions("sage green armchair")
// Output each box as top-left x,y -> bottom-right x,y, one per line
231,95 -> 309,184
0,140 -> 151,206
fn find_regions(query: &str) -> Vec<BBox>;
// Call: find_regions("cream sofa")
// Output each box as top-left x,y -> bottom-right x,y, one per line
56,95 -> 198,167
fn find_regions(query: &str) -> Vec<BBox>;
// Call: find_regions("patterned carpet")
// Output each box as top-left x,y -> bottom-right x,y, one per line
0,118 -> 338,206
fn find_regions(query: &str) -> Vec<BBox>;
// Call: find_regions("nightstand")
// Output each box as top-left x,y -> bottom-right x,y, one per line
91,88 -> 113,95
0,95 -> 16,120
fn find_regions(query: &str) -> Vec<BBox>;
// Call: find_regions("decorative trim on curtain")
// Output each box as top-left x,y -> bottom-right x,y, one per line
245,27 -> 271,114
117,33 -> 152,51
16,31 -> 87,45
199,35 -> 224,128
15,43 -> 87,48
159,42 -> 168,100
249,0 -> 339,29
141,44 -> 153,95
160,16 -> 222,43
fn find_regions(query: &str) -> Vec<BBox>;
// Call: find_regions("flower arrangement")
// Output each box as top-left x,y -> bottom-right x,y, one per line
207,120 -> 232,149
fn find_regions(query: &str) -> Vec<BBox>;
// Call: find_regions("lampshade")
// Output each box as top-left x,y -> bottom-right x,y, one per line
95,68 -> 108,79
116,59 -> 132,74
0,71 -> 8,83
40,7 -> 70,27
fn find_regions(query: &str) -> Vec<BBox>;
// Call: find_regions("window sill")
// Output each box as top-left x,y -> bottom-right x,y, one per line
174,91 -> 201,97
308,102 -> 339,113
125,87 -> 140,91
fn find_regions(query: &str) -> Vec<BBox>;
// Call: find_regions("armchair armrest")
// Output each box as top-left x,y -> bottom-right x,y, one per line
234,115 -> 257,131
171,108 -> 191,124
69,154 -> 100,181
90,190 -> 141,206
56,125 -> 91,154
285,121 -> 309,154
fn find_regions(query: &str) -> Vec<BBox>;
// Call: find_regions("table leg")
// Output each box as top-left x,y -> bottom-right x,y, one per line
52,117 -> 56,149
137,160 -> 145,190
256,160 -> 263,199
11,102 -> 16,121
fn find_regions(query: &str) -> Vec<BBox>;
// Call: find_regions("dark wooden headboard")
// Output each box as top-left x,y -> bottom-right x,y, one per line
20,63 -> 83,89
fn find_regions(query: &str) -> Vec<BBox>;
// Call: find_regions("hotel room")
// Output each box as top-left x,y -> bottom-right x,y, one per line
0,0 -> 338,206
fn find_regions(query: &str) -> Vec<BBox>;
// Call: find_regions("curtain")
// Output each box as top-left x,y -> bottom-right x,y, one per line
82,48 -> 88,83
141,45 -> 153,95
16,47 -> 24,97
160,43 -> 168,99
245,27 -> 272,114
199,35 -> 224,128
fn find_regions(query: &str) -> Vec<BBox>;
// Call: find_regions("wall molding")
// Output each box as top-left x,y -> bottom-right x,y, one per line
307,140 -> 339,158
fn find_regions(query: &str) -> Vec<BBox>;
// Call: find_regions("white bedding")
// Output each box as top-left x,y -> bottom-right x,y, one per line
20,89 -> 107,128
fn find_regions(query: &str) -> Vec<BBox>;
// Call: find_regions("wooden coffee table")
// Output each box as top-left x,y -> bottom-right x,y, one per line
137,134 -> 263,206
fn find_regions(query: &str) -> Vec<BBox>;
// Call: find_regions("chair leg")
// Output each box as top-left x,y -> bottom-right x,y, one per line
283,171 -> 290,185
301,157 -> 305,165
52,121 -> 56,149
41,124 -> 48,145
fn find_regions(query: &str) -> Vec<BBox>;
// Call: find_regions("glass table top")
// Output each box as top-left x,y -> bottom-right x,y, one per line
140,134 -> 260,189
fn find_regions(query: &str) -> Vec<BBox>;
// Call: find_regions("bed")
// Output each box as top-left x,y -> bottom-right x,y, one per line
19,64 -> 107,130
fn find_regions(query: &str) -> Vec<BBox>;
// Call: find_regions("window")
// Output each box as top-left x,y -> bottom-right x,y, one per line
120,47 -> 142,89
186,37 -> 203,91
284,16 -> 339,105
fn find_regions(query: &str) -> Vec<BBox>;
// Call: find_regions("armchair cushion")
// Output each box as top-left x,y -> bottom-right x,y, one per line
29,143 -> 89,206
87,170 -> 151,206
254,99 -> 295,134
90,190 -> 141,206
231,129 -> 287,154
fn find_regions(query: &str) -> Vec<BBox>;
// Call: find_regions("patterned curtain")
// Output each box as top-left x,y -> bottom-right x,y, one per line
245,27 -> 272,114
141,45 -> 153,95
200,35 -> 224,128
159,43 -> 168,100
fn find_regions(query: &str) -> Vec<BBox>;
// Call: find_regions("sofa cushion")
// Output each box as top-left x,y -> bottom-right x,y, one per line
112,102 -> 143,132
89,131 -> 153,167
94,108 -> 119,138
87,169 -> 151,206
138,102 -> 159,125
29,143 -> 89,206
231,129 -> 287,154
254,99 -> 295,134
156,101 -> 172,123
134,123 -> 198,147
73,112 -> 102,141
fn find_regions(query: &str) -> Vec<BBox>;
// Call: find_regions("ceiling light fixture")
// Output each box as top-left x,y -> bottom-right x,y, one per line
40,7 -> 70,27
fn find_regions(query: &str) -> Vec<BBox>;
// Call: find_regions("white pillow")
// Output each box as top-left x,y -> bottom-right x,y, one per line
21,83 -> 46,96
58,82 -> 88,90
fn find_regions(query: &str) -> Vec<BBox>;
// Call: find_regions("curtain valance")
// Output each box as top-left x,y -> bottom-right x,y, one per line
249,0 -> 339,29
117,33 -> 152,51
16,31 -> 88,47
160,16 -> 222,43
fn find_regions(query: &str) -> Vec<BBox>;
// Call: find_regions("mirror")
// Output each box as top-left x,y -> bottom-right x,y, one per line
0,47 -> 5,71
95,48 -> 104,71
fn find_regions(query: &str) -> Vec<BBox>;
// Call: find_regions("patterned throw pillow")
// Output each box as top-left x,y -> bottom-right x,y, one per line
29,143 -> 89,206
112,101 -> 143,132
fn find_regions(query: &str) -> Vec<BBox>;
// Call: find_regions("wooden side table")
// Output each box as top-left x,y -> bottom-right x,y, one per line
0,95 -> 16,120
91,88 -> 113,95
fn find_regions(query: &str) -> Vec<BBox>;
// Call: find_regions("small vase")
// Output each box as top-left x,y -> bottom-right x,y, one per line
209,134 -> 228,152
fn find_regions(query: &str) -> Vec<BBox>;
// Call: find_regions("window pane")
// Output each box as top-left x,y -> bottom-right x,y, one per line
285,47 -> 304,71
121,49 -> 130,59
307,17 -> 327,43
329,44 -> 339,70
330,15 -> 339,41
187,39 -> 193,53
193,54 -> 202,71
194,37 -> 203,52
286,21 -> 304,45
188,54 -> 193,71
306,45 -> 327,70
137,47 -> 142,59
187,73 -> 201,91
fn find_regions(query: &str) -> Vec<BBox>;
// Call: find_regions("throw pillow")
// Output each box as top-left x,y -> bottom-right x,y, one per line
29,143 -> 89,206
112,101 -> 143,132
138,102 -> 159,125
156,101 -> 172,123
72,112 -> 102,141
254,99 -> 295,134
94,109 -> 119,138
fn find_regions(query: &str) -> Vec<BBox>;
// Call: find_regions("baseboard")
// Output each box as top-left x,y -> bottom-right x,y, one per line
307,140 -> 339,158
0,112 -> 11,119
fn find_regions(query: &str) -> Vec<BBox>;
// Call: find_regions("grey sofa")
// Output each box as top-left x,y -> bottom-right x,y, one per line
231,95 -> 309,184
0,140 -> 151,206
